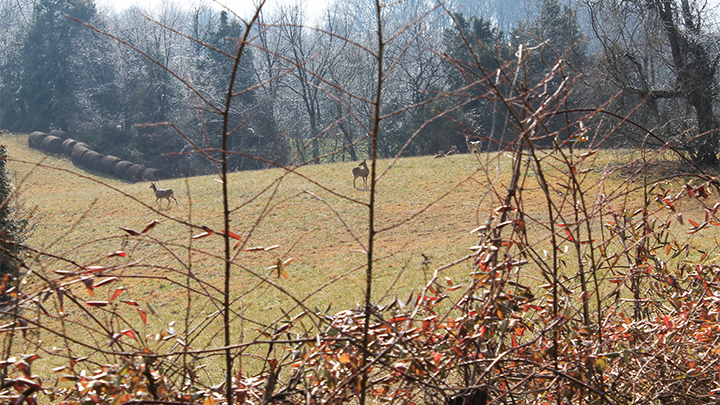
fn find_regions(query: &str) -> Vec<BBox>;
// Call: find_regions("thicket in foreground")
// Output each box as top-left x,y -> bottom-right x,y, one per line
0,1 -> 719,405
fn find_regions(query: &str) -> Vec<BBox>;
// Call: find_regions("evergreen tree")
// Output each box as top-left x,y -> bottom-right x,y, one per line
443,13 -> 508,151
0,145 -> 25,302
15,0 -> 97,132
195,11 -> 261,172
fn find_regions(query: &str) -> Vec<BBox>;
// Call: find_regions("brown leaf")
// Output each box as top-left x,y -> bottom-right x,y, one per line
118,227 -> 140,236
85,301 -> 109,307
94,277 -> 117,288
141,220 -> 160,234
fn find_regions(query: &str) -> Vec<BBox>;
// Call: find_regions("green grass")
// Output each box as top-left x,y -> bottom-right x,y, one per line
2,132 -> 717,381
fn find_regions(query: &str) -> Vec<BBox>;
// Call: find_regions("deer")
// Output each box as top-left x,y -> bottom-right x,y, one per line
445,145 -> 458,156
150,182 -> 178,207
352,160 -> 369,189
465,135 -> 482,154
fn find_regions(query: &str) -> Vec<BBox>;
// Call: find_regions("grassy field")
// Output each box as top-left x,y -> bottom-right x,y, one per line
2,131 -> 717,380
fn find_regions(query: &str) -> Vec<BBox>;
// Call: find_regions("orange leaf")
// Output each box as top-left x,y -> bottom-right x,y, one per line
81,278 -> 94,297
110,287 -> 125,301
688,218 -> 700,228
137,309 -> 147,325
338,353 -> 350,364
85,266 -> 107,274
433,351 -> 442,365
121,300 -> 139,306
220,229 -> 242,241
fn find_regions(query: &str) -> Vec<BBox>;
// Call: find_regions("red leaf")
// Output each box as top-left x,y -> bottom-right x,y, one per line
121,300 -> 139,306
688,218 -> 700,228
107,251 -> 127,258
120,329 -> 137,340
137,309 -> 147,325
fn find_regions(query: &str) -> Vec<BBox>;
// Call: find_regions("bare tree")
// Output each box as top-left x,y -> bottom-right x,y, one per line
587,0 -> 720,167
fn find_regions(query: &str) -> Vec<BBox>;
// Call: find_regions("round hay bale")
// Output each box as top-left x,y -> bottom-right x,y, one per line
81,151 -> 103,170
61,139 -> 78,156
98,155 -> 122,174
141,168 -> 169,181
113,161 -> 133,179
28,132 -> 47,149
40,136 -> 63,154
126,164 -> 146,182
71,146 -> 91,165
48,129 -> 68,140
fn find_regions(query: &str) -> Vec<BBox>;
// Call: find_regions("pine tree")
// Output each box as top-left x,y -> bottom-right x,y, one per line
15,0 -> 96,132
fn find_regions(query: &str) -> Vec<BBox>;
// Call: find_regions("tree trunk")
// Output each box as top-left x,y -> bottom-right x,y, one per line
656,0 -> 719,167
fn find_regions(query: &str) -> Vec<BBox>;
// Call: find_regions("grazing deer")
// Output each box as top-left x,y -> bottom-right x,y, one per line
352,160 -> 369,189
150,182 -> 178,207
465,135 -> 482,154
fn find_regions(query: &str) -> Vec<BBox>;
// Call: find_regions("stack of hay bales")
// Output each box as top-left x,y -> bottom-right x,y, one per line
40,136 -> 63,155
26,131 -> 168,182
28,132 -> 47,149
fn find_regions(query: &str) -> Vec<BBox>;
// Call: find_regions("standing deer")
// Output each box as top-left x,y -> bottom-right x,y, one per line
465,135 -> 482,154
150,182 -> 178,207
352,160 -> 369,189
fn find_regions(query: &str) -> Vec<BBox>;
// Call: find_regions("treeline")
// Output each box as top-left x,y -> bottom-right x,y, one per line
1,0 -> 719,177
